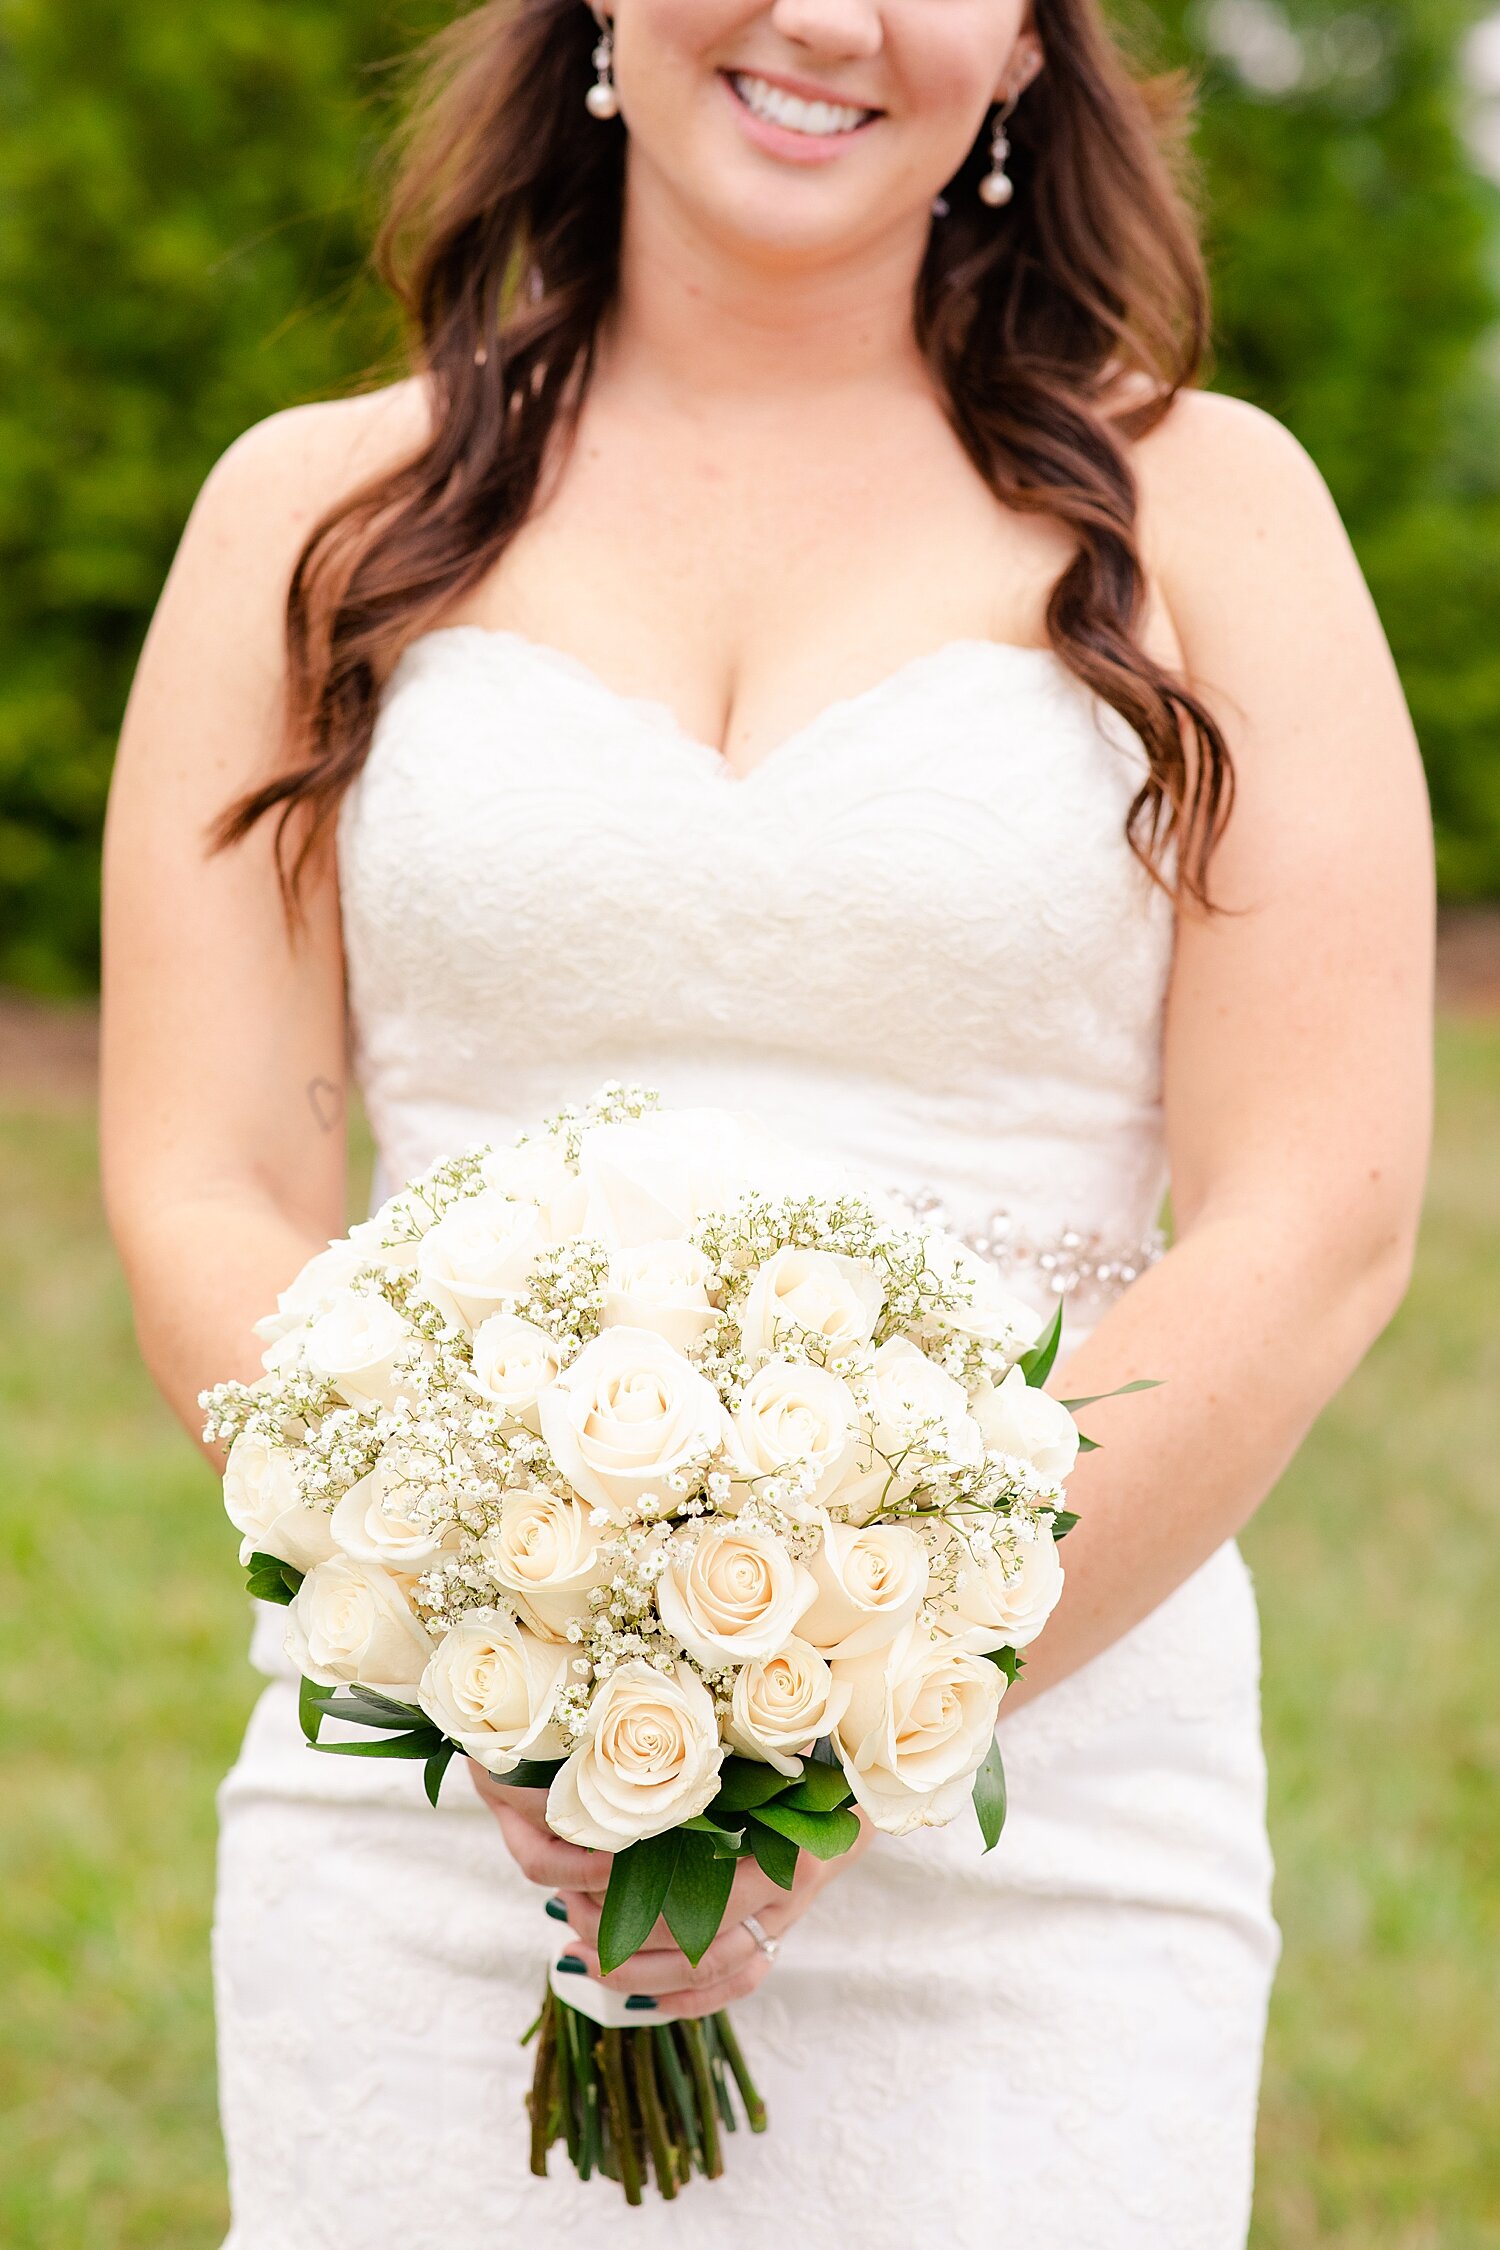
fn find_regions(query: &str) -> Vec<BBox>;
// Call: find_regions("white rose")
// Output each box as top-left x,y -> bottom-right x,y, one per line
418,1610 -> 570,1775
546,1657 -> 724,1849
922,1233 -> 1044,1353
480,1486 -> 609,1640
724,1639 -> 852,1777
839,1337 -> 986,1521
656,1522 -> 817,1670
330,1458 -> 457,1573
574,1107 -> 802,1250
283,1555 -> 434,1696
252,1237 -> 367,1349
469,1313 -> 563,1424
797,1517 -> 930,1660
833,1617 -> 1005,1834
303,1290 -> 414,1410
730,1358 -> 863,1518
973,1365 -> 1080,1482
601,1239 -> 718,1353
939,1522 -> 1066,1653
413,1190 -> 546,1330
738,1247 -> 884,1364
537,1326 -> 731,1522
479,1139 -> 587,1240
223,1432 -> 337,1572
346,1200 -> 426,1278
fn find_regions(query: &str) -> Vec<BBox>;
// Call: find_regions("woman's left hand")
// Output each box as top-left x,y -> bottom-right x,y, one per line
554,1814 -> 875,2014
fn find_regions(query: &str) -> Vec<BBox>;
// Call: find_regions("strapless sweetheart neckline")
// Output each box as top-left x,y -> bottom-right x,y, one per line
400,623 -> 1062,785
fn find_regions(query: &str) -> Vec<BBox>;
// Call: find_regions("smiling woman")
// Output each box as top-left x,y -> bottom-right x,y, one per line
99,0 -> 1431,2244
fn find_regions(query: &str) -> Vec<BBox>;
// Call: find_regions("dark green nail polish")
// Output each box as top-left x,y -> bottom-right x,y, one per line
624,1995 -> 658,2012
555,1954 -> 586,1975
544,1897 -> 568,1922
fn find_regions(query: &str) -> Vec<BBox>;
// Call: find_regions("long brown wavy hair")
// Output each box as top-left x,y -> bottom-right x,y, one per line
216,0 -> 1234,906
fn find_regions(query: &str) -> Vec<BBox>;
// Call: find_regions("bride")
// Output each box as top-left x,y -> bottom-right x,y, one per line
99,0 -> 1432,2242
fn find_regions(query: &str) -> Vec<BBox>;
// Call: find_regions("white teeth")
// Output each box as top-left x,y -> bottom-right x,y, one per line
729,72 -> 875,137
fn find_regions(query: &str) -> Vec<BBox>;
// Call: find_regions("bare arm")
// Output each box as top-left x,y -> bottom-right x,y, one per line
100,385 -> 428,1460
1005,394 -> 1434,1710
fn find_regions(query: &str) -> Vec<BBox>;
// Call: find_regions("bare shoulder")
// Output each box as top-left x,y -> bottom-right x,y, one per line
1124,387 -> 1375,688
191,376 -> 433,556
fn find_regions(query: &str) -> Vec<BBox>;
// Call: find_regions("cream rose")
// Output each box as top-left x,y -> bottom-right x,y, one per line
655,1522 -> 817,1669
537,1326 -> 730,1521
478,1137 -> 587,1239
546,1657 -> 724,1849
330,1459 -> 457,1574
413,1190 -> 546,1331
724,1639 -> 852,1777
418,1610 -> 570,1776
939,1522 -> 1065,1653
575,1108 -> 803,1250
303,1291 -> 414,1410
797,1518 -> 930,1660
283,1555 -> 434,1696
730,1358 -> 863,1517
838,1337 -> 985,1521
253,1237 -> 368,1349
738,1247 -> 884,1363
223,1432 -> 337,1573
468,1313 -> 563,1424
922,1234 -> 1045,1354
973,1365 -> 1080,1482
601,1239 -> 718,1352
833,1617 -> 1005,1834
480,1486 -> 609,1640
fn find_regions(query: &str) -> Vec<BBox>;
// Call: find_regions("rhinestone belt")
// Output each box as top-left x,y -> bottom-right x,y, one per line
898,1188 -> 1166,1308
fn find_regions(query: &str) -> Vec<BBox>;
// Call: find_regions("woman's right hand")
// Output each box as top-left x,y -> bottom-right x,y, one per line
468,1760 -> 614,1895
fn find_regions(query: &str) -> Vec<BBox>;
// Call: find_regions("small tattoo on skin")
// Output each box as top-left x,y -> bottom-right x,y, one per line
306,1077 -> 343,1134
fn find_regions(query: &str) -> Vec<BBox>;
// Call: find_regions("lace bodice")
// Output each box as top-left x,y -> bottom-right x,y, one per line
338,627 -> 1174,1297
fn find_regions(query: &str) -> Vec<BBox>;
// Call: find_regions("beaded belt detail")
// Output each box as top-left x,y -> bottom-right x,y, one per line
898,1187 -> 1166,1309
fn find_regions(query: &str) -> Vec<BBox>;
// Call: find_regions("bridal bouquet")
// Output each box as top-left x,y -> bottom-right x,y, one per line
204,1087 -> 1129,2201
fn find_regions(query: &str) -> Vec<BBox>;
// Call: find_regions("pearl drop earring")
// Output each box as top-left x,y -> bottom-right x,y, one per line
585,15 -> 619,119
978,95 -> 1018,208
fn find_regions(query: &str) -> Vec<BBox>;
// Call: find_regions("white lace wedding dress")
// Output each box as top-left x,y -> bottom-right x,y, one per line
214,626 -> 1280,2250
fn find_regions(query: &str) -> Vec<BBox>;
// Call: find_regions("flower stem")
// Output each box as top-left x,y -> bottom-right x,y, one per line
678,2018 -> 723,2178
652,2023 -> 702,2172
627,2026 -> 680,2198
711,2008 -> 768,2132
598,2027 -> 644,2205
527,1989 -> 558,2178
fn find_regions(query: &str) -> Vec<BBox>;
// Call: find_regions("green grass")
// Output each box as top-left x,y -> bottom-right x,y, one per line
1,1032 -> 1497,2247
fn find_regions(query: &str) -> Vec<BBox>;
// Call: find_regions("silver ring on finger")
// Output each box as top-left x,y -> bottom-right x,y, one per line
742,1913 -> 779,1961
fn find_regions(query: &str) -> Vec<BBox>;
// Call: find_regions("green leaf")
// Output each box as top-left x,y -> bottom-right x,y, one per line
750,1801 -> 862,1860
972,1736 -> 1008,1853
1076,1433 -> 1100,1452
778,1762 -> 855,1815
709,1756 -> 794,1815
424,1743 -> 455,1807
681,1815 -> 749,1857
1058,1379 -> 1161,1410
983,1646 -> 1024,1684
1017,1299 -> 1064,1387
1050,1509 -> 1080,1541
298,1675 -> 331,1743
341,1684 -> 429,1725
311,1728 -> 445,1761
662,1831 -> 737,1965
494,1756 -> 566,1791
598,1831 -> 681,1975
308,1696 -> 435,1732
244,1552 -> 304,1606
808,1734 -> 841,1768
744,1817 -> 799,1890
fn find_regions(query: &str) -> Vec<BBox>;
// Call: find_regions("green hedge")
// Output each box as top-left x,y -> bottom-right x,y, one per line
0,0 -> 1496,987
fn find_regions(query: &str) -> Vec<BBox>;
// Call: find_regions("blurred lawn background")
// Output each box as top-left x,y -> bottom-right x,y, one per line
0,1020 -> 1496,2248
1,0 -> 1498,2242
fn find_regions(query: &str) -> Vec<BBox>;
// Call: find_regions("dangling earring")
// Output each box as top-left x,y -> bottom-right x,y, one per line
585,14 -> 620,119
978,95 -> 1018,208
